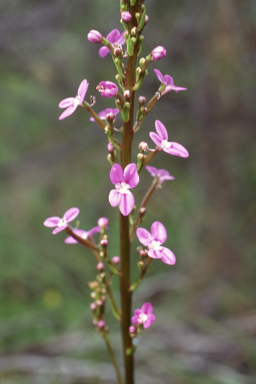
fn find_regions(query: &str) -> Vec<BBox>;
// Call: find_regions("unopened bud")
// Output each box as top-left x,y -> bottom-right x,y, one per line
107,143 -> 114,152
139,207 -> 146,216
139,141 -> 148,152
151,46 -> 166,61
96,300 -> 103,307
90,303 -> 97,311
121,11 -> 132,23
98,217 -> 109,228
100,238 -> 108,247
97,320 -> 106,329
138,96 -> 146,105
87,30 -> 103,43
112,256 -> 120,265
124,90 -> 131,99
96,262 -> 104,271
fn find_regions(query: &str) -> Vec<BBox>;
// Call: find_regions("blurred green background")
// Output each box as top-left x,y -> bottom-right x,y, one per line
0,0 -> 256,383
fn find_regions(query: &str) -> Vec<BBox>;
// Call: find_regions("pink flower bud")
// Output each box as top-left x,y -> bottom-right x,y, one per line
112,256 -> 120,265
92,319 -> 98,326
100,238 -> 108,247
145,15 -> 149,25
129,326 -> 136,334
98,217 -> 109,228
138,96 -> 146,105
124,90 -> 131,99
87,30 -> 103,43
96,262 -> 104,271
121,11 -> 132,23
139,141 -> 148,152
151,46 -> 166,61
96,81 -> 118,98
90,303 -> 97,311
97,320 -> 106,329
107,143 -> 114,152
96,300 -> 103,306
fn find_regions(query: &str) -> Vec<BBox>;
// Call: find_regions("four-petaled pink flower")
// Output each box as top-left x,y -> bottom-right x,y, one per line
96,81 -> 118,98
131,302 -> 155,329
99,29 -> 125,58
154,69 -> 187,95
136,221 -> 176,265
150,120 -> 189,158
64,226 -> 100,244
109,163 -> 139,216
90,108 -> 119,122
44,208 -> 80,235
58,79 -> 89,120
146,165 -> 175,188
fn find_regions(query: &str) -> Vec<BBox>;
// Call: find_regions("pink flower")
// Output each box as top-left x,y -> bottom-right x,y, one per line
90,108 -> 119,122
99,29 -> 125,58
97,217 -> 109,229
154,69 -> 187,95
58,79 -> 89,120
64,226 -> 100,244
149,120 -> 189,158
136,221 -> 176,265
131,302 -> 155,329
44,208 -> 80,235
87,30 -> 103,43
145,165 -> 175,187
96,81 -> 118,98
109,163 -> 139,216
151,46 -> 166,61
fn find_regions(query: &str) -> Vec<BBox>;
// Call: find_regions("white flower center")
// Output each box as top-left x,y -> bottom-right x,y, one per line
148,240 -> 162,251
74,95 -> 80,107
116,182 -> 130,195
138,313 -> 148,324
58,218 -> 67,227
161,139 -> 171,151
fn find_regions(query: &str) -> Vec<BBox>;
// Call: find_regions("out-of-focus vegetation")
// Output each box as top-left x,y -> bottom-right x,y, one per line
0,0 -> 256,383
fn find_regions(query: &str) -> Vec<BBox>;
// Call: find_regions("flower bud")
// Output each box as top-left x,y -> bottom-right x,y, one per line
90,303 -> 97,311
139,141 -> 148,152
107,143 -> 114,152
98,217 -> 109,228
97,320 -> 106,329
96,299 -> 103,306
124,90 -> 131,100
138,96 -> 146,105
145,15 -> 149,25
112,256 -> 120,265
87,30 -> 103,43
129,326 -> 136,334
96,262 -> 104,271
151,46 -> 166,61
121,11 -> 132,23
92,319 -> 98,326
100,238 -> 108,247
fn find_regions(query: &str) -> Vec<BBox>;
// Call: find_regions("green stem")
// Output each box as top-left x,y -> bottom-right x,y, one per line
103,333 -> 123,384
130,180 -> 157,241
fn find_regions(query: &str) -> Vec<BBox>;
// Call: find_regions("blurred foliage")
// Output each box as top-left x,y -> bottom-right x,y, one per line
0,0 -> 256,383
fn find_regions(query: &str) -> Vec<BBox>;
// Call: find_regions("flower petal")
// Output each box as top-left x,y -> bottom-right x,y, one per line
149,132 -> 162,147
147,249 -> 162,259
99,46 -> 110,57
117,31 -> 125,45
164,142 -> 189,158
151,221 -> 167,243
110,163 -> 124,185
63,207 -> 80,223
109,189 -> 121,207
43,217 -> 60,227
164,75 -> 174,87
136,228 -> 153,246
119,192 -> 134,216
160,247 -> 176,265
77,79 -> 89,103
64,236 -> 78,244
123,163 -> 139,188
144,314 -> 155,328
145,166 -> 158,177
106,29 -> 121,43
154,69 -> 165,83
52,224 -> 68,234
141,302 -> 153,315
59,97 -> 75,109
59,105 -> 77,120
87,226 -> 101,237
155,120 -> 168,140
